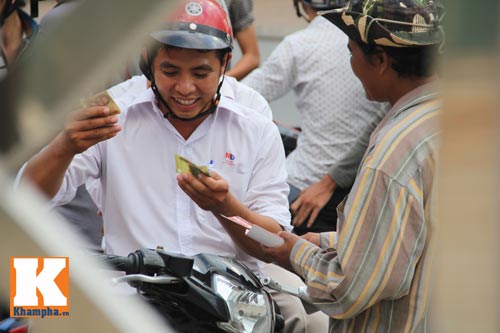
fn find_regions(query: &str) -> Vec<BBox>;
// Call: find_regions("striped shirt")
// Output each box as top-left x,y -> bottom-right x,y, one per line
290,82 -> 440,333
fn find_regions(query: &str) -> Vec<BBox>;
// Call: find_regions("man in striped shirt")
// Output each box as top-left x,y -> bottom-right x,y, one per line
263,1 -> 445,332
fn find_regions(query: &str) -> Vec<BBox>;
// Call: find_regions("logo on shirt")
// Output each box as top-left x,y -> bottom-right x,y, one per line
10,257 -> 70,318
224,152 -> 236,165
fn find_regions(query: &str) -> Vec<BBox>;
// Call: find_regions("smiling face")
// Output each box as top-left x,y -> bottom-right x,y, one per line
151,46 -> 226,120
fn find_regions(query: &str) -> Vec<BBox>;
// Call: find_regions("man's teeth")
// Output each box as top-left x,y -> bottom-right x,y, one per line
174,98 -> 196,105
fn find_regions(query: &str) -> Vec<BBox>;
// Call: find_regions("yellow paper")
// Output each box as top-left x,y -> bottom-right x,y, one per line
81,90 -> 121,115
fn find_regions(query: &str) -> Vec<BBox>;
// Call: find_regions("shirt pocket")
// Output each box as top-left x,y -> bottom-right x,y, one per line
213,160 -> 251,200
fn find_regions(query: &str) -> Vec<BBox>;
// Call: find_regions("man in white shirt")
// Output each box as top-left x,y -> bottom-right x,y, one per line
18,0 -> 324,331
21,0 -> 286,275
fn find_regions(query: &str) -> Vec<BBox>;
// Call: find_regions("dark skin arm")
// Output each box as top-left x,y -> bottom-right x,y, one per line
226,25 -> 260,80
291,174 -> 336,228
1,8 -> 22,64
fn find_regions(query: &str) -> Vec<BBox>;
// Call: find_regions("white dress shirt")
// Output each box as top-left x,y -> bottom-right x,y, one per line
49,85 -> 290,272
243,16 -> 387,190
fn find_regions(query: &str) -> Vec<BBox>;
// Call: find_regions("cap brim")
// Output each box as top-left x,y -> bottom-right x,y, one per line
321,8 -> 444,47
320,8 -> 364,44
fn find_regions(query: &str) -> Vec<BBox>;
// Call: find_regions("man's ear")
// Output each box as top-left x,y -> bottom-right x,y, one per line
375,49 -> 391,75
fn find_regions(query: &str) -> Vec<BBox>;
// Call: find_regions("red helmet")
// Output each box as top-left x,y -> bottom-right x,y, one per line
150,0 -> 233,51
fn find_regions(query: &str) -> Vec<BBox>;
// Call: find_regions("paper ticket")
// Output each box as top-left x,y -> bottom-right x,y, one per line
222,215 -> 285,247
175,154 -> 210,177
81,90 -> 121,115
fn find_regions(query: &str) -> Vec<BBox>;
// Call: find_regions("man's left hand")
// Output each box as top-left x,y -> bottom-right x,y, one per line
177,170 -> 231,215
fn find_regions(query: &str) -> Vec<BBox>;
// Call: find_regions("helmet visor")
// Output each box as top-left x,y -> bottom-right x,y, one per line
151,22 -> 232,50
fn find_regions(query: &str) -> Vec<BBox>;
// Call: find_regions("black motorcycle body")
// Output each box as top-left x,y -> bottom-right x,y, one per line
99,248 -> 284,333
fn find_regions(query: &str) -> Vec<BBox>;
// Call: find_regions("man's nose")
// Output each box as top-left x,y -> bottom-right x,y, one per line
175,75 -> 196,95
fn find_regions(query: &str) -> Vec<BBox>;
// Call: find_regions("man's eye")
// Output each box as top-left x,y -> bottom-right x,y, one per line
193,72 -> 209,78
163,71 -> 177,77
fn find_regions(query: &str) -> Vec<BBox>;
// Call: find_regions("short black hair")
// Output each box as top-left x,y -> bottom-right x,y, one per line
356,41 -> 440,78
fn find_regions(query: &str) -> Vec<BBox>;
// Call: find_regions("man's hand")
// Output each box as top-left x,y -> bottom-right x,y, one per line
60,106 -> 121,155
301,232 -> 320,246
262,231 -> 301,272
21,106 -> 121,198
291,174 -> 336,228
176,170 -> 231,215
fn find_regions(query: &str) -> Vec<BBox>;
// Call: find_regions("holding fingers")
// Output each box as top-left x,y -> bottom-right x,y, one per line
21,105 -> 121,199
176,170 -> 231,215
61,106 -> 122,154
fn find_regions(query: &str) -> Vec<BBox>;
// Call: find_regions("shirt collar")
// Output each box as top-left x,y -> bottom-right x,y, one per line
220,76 -> 236,101
389,81 -> 441,119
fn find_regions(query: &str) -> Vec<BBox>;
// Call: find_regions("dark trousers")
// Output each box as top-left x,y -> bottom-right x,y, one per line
288,183 -> 350,235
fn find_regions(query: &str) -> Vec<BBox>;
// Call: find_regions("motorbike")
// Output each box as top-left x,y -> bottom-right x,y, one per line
95,247 -> 287,333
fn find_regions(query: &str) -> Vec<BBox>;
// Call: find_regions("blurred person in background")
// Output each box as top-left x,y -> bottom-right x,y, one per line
224,0 -> 260,80
0,0 -> 37,153
0,0 -> 37,79
243,0 -> 387,235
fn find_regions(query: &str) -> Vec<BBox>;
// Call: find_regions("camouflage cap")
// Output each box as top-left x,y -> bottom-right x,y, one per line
321,0 -> 445,47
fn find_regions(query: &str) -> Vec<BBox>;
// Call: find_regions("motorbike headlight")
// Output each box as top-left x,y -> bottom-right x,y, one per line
212,274 -> 274,333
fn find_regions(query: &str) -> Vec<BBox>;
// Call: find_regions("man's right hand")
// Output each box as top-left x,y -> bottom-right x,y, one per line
290,174 -> 336,228
60,106 -> 121,154
21,106 -> 121,199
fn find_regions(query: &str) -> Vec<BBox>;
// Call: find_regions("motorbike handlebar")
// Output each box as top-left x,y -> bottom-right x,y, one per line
93,253 -> 140,274
93,248 -> 194,277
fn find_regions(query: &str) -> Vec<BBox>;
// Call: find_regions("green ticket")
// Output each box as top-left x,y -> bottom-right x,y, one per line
175,154 -> 210,177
